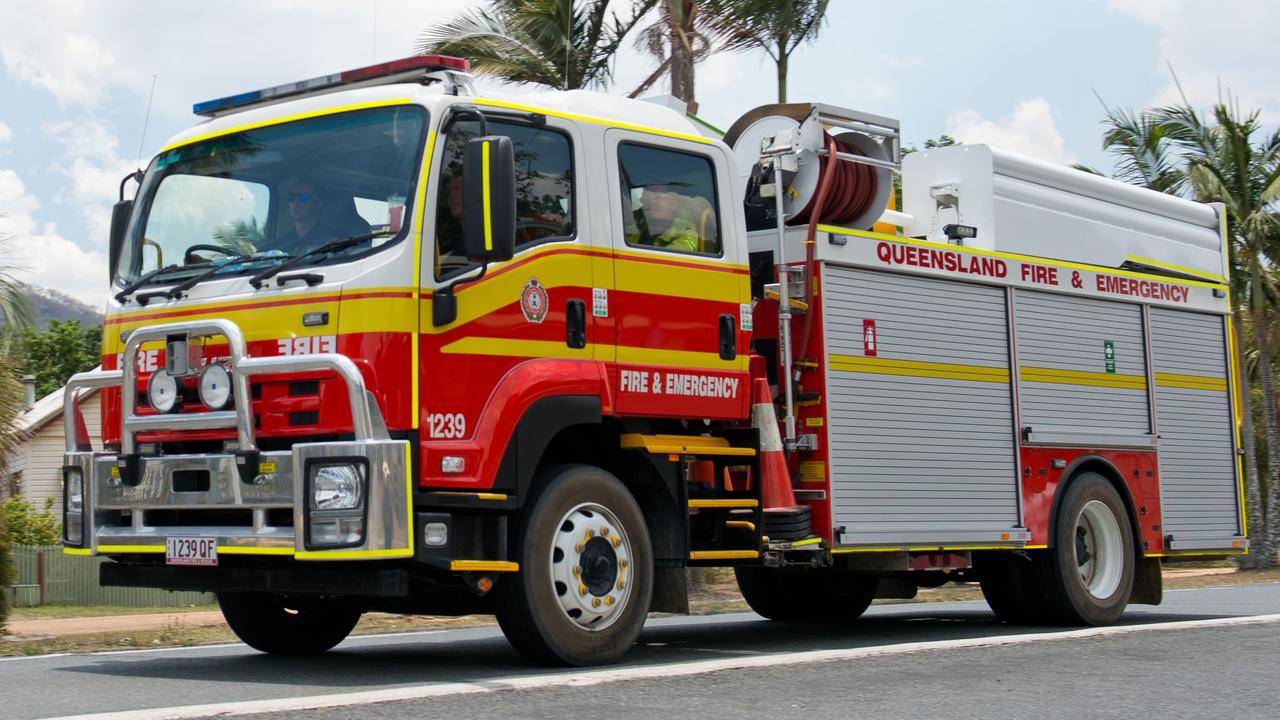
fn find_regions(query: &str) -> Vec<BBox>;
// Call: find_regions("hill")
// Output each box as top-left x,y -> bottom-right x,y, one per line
18,283 -> 103,329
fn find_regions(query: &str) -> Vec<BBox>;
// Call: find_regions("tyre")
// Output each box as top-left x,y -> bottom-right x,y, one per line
494,464 -> 653,666
735,567 -> 877,622
216,592 -> 361,654
1039,472 -> 1135,625
977,552 -> 1053,625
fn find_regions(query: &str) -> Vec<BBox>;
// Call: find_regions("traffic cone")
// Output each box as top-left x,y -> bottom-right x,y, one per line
751,377 -> 798,510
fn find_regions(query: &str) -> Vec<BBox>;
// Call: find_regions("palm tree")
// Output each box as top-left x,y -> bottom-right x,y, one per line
628,1 -> 711,112
1097,102 -> 1188,196
1158,101 -> 1280,567
416,0 -> 655,91
0,224 -> 33,485
700,0 -> 828,103
211,217 -> 265,256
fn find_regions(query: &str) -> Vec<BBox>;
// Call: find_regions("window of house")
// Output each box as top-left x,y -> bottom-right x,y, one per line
434,118 -> 575,278
618,143 -> 721,256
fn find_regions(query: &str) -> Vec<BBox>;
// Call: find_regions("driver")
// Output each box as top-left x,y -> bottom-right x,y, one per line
270,179 -> 342,255
638,184 -> 699,252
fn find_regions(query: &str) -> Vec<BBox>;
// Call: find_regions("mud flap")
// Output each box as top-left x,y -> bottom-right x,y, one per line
1131,556 -> 1163,605
650,566 -> 690,614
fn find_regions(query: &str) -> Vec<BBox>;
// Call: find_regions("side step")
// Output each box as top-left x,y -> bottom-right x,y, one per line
620,433 -> 757,457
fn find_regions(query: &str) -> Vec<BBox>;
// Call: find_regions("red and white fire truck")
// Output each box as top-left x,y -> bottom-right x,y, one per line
62,56 -> 1246,665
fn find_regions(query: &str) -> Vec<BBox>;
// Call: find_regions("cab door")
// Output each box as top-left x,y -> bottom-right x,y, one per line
418,111 -> 593,453
603,129 -> 750,420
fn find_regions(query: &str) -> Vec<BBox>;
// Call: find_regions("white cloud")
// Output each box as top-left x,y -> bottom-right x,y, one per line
0,168 -> 107,307
43,117 -> 136,243
947,98 -> 1075,165
1110,0 -> 1280,118
0,121 -> 12,143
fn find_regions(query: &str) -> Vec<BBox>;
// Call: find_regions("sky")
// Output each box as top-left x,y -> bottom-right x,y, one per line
0,0 -> 1275,308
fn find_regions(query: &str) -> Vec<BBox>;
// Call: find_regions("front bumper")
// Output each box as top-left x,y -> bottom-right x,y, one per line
62,318 -> 412,561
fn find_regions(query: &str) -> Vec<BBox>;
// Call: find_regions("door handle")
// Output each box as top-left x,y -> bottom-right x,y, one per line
718,314 -> 737,360
567,299 -> 587,349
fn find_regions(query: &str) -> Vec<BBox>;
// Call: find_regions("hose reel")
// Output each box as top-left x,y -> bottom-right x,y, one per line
724,103 -> 901,232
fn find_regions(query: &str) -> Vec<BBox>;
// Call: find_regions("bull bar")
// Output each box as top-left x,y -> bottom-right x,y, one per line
61,319 -> 412,560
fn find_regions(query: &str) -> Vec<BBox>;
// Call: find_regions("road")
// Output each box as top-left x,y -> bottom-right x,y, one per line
6,583 -> 1280,720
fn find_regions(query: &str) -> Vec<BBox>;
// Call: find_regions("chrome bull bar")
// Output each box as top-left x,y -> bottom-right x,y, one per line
63,318 -> 384,454
61,318 -> 410,560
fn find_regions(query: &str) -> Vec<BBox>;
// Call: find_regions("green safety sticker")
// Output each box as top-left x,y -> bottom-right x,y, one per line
1104,340 -> 1116,373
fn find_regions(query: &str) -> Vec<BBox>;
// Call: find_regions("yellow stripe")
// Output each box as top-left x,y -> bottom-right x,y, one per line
218,546 -> 294,556
689,550 -> 759,560
62,547 -> 92,556
1020,366 -> 1147,390
474,98 -> 712,145
481,140 -> 493,251
1126,254 -> 1226,282
832,544 -> 1027,554
1227,316 -> 1248,537
617,345 -> 749,371
688,499 -> 758,508
451,560 -> 520,572
790,537 -> 823,547
725,520 -> 756,532
819,225 -> 1229,292
1155,372 -> 1228,392
829,354 -> 1009,384
442,337 -> 592,360
97,545 -> 165,553
162,99 -> 415,152
295,548 -> 415,560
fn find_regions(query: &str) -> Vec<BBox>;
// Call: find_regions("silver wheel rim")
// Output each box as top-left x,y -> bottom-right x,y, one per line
549,502 -> 632,631
1074,499 -> 1123,599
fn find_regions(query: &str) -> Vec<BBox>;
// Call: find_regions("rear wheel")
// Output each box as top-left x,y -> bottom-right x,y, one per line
735,567 -> 877,622
216,592 -> 361,654
495,464 -> 653,666
1039,472 -> 1135,625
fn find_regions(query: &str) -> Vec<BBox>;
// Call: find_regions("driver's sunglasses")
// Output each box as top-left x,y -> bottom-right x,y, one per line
289,192 -> 321,204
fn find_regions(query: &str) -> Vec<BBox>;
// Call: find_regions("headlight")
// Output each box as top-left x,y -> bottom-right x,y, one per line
66,472 -> 84,514
311,463 -> 364,510
147,370 -> 179,413
64,469 -> 84,545
198,363 -> 232,410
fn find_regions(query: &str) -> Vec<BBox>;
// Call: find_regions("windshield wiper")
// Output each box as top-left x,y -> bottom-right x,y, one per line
163,253 -> 268,299
114,263 -> 182,304
248,230 -> 393,289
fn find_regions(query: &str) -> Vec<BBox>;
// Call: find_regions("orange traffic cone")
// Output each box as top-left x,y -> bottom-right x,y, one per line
751,377 -> 798,510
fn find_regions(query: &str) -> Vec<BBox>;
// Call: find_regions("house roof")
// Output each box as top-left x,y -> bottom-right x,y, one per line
17,375 -> 101,437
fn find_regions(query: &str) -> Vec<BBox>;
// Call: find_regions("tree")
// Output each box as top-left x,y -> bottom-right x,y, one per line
629,1 -> 712,112
416,0 -> 655,91
701,0 -> 828,103
1,496 -> 60,545
211,217 -> 265,256
17,320 -> 103,398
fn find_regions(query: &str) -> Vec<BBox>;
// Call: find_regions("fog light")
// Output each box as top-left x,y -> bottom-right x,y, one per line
423,522 -> 448,547
198,363 -> 232,410
309,515 -> 364,547
311,463 -> 364,510
147,370 -> 179,413
441,456 -> 465,474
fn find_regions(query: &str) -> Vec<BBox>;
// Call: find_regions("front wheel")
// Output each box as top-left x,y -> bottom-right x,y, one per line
495,465 -> 654,666
216,592 -> 361,654
1040,472 -> 1135,625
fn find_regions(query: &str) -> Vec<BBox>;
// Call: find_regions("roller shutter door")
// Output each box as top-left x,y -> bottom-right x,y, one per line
824,265 -> 1019,545
1015,291 -> 1150,437
1149,308 -> 1241,549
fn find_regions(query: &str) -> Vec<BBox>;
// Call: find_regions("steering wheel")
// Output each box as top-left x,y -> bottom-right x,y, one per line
183,244 -> 241,265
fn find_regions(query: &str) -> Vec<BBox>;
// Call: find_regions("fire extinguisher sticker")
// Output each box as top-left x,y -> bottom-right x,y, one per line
863,319 -> 878,357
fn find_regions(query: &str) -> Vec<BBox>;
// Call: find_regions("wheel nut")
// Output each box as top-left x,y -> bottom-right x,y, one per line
575,542 -> 584,553
617,579 -> 625,590
619,559 -> 627,570
601,527 -> 610,536
612,536 -> 621,548
604,596 -> 615,606
592,598 -> 601,608
586,529 -> 595,539
579,584 -> 588,596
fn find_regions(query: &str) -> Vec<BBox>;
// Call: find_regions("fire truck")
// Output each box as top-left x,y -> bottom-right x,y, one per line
61,56 -> 1246,666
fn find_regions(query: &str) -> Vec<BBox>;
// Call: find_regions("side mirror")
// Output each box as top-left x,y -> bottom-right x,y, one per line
462,135 -> 516,263
108,199 -> 133,282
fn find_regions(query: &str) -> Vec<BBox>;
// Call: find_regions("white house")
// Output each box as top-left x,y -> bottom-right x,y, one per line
7,381 -> 102,515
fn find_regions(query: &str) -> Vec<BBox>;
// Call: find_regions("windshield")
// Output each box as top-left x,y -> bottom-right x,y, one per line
117,106 -> 428,283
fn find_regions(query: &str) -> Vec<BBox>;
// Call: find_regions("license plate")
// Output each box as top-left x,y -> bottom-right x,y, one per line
165,537 -> 218,566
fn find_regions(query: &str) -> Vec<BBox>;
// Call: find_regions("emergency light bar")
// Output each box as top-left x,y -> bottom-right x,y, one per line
193,55 -> 472,117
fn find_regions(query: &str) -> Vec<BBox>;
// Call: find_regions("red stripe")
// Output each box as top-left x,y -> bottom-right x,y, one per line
105,290 -> 414,326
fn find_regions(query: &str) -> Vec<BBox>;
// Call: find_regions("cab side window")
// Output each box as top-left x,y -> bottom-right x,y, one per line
435,118 -> 574,278
618,142 -> 721,256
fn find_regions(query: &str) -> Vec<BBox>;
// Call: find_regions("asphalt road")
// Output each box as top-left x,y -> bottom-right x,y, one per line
6,583 -> 1280,720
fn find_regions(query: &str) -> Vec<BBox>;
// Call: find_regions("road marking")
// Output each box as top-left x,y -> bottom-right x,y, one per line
34,613 -> 1280,720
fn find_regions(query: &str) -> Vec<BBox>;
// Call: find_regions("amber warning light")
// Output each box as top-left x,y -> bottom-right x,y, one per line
193,55 -> 471,117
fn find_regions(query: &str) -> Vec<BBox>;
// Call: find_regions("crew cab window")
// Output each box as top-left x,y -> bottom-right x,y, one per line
618,143 -> 721,257
435,117 -> 574,279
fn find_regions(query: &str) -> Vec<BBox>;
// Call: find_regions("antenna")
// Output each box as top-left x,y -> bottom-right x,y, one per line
373,0 -> 378,63
565,4 -> 570,90
135,75 -> 157,170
